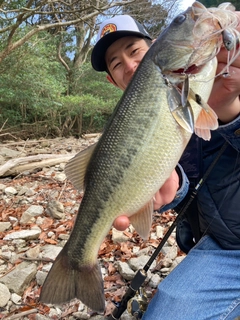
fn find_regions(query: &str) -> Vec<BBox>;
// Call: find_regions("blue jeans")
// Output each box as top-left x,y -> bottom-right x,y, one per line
142,236 -> 240,320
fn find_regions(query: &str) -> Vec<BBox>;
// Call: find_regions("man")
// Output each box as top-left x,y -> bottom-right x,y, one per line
91,11 -> 240,320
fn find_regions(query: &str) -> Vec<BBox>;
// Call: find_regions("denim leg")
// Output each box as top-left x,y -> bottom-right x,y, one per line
142,236 -> 240,320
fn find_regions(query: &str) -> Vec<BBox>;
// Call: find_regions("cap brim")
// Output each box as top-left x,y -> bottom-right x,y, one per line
91,31 -> 151,72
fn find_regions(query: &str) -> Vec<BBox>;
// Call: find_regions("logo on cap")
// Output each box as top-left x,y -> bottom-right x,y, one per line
101,23 -> 117,38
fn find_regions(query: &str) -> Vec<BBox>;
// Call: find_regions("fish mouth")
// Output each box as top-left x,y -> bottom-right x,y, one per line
173,64 -> 202,75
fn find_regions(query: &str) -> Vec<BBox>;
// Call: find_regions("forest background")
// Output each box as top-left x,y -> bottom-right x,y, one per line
0,0 -> 239,141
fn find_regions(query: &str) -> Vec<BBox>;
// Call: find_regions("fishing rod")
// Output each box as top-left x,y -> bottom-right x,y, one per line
106,141 -> 228,320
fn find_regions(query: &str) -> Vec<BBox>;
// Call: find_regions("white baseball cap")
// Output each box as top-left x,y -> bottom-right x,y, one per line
91,15 -> 152,72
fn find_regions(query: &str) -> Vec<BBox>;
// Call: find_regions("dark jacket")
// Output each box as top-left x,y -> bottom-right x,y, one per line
179,116 -> 240,250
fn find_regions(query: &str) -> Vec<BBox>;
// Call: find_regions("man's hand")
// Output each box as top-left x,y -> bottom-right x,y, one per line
113,170 -> 179,231
208,12 -> 240,123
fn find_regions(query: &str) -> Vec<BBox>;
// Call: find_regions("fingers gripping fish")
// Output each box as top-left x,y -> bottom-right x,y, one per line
40,1 -> 240,313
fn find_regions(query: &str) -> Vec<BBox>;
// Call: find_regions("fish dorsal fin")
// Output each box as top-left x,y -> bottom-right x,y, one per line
167,86 -> 194,133
189,89 -> 218,141
65,143 -> 97,191
129,199 -> 153,240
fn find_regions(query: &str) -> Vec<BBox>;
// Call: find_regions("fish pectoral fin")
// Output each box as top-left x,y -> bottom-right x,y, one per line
189,90 -> 218,141
194,107 -> 218,141
195,102 -> 218,130
167,86 -> 194,133
194,126 -> 211,141
40,247 -> 105,312
129,199 -> 153,240
65,143 -> 97,191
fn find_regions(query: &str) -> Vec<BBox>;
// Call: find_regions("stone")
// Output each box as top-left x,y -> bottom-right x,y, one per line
128,255 -> 156,271
0,222 -> 11,232
4,187 -> 17,195
0,183 -> 6,190
18,186 -> 30,196
8,216 -> 18,226
0,262 -> 37,295
36,270 -> 47,286
26,245 -> 41,259
156,225 -> 164,238
112,228 -> 129,243
0,251 -> 11,260
149,273 -> 161,288
11,293 -> 22,305
161,244 -> 178,260
117,261 -> 135,281
45,200 -> 65,219
3,228 -> 41,240
0,283 -> 10,307
58,233 -> 69,240
41,245 -> 62,260
20,205 -> 44,224
54,172 -> 66,182
35,314 -> 49,320
71,312 -> 89,319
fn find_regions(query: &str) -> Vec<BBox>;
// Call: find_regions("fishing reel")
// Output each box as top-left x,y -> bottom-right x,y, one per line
127,288 -> 148,319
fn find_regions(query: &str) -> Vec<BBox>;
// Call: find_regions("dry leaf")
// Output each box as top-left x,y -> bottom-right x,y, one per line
44,238 -> 58,245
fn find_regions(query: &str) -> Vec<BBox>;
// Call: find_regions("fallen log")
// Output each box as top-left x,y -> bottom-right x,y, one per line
0,153 -> 76,177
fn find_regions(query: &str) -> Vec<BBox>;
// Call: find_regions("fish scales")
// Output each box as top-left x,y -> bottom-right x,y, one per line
39,0 -> 238,312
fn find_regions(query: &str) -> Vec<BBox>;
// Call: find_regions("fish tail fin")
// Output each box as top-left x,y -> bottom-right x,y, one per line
40,249 -> 105,312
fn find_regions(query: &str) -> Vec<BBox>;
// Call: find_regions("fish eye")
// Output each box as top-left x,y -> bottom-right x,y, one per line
173,14 -> 186,24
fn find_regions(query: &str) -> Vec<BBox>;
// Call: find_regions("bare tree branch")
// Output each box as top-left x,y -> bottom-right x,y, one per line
0,0 -> 135,63
57,38 -> 71,72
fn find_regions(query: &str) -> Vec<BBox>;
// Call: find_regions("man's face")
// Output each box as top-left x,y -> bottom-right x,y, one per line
105,36 -> 150,90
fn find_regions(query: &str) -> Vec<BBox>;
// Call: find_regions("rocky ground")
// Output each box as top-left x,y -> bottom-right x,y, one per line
0,137 -> 185,320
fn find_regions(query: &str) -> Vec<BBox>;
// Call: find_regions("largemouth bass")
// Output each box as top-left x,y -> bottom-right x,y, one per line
40,1 -> 239,312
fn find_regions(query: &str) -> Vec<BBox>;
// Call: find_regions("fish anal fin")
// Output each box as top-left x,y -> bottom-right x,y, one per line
65,143 -> 97,191
40,248 -> 105,312
129,200 -> 153,240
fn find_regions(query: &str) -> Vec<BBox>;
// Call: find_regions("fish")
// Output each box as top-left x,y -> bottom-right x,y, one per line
40,1 -> 239,312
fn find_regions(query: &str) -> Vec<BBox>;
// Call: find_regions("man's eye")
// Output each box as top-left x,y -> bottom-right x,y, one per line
113,62 -> 121,70
131,48 -> 138,55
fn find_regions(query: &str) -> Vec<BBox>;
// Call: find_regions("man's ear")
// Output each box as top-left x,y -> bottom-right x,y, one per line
106,74 -> 118,87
